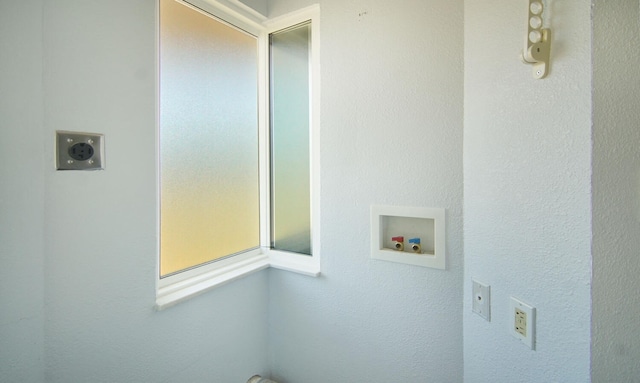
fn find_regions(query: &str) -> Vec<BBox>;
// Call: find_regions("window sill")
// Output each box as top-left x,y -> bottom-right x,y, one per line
156,253 -> 269,310
155,250 -> 320,310
268,249 -> 321,277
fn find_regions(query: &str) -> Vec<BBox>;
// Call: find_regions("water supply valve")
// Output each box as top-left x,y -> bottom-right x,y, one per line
408,238 -> 421,253
391,236 -> 404,251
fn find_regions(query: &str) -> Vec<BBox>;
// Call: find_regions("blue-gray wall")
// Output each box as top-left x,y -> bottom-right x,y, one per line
266,0 -> 465,382
464,0 -> 592,381
592,1 -> 640,381
3,0 -> 640,382
0,1 -> 46,379
1,1 -> 269,382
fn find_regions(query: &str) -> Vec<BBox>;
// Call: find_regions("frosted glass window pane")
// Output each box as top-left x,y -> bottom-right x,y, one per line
160,0 -> 259,277
270,23 -> 312,255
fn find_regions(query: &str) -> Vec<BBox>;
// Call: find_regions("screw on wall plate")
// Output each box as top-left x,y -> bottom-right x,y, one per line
56,131 -> 104,170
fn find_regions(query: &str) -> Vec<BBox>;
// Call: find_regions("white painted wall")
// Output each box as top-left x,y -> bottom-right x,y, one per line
1,1 -> 269,382
266,1 -> 464,382
6,0 -> 639,381
239,0 -> 268,16
0,1 -> 45,381
463,0 -> 592,381
592,1 -> 640,381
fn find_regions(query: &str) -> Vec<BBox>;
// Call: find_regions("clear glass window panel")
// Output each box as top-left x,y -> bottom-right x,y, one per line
160,0 -> 259,277
270,23 -> 312,255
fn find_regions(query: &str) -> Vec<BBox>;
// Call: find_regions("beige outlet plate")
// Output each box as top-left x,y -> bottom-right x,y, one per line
509,296 -> 535,349
56,131 -> 104,170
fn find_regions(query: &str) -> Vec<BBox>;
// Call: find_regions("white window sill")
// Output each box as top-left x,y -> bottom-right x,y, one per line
268,249 -> 321,277
155,250 -> 320,310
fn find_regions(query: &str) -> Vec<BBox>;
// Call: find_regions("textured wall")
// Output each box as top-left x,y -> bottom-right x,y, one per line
266,0 -> 464,382
463,0 -> 592,381
0,0 -> 46,381
11,0 -> 638,381
592,0 -> 640,381
239,0 -> 268,16
0,1 -> 269,382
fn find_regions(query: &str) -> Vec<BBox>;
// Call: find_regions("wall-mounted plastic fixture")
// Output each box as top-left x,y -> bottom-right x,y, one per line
391,236 -> 404,251
56,131 -> 104,170
521,0 -> 551,79
408,238 -> 421,253
472,280 -> 491,321
370,205 -> 445,269
509,296 -> 536,349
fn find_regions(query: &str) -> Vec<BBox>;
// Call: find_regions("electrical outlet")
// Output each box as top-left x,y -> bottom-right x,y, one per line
509,296 -> 535,349
515,308 -> 527,336
56,131 -> 104,170
472,280 -> 491,321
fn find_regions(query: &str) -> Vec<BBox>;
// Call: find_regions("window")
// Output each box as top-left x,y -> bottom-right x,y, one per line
157,0 -> 320,309
159,0 -> 260,277
270,22 -> 312,255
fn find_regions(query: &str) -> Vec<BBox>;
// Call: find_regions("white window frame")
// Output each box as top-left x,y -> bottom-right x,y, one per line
262,4 -> 321,278
155,0 -> 321,310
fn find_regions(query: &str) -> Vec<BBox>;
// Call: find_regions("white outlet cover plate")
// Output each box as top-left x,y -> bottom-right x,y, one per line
509,296 -> 536,350
472,279 -> 491,321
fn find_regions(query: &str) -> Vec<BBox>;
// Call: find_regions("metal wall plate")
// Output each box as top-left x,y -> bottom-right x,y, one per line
56,131 -> 104,170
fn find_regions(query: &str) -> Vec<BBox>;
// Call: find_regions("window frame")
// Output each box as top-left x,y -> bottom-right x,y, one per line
263,5 -> 321,277
155,0 -> 320,310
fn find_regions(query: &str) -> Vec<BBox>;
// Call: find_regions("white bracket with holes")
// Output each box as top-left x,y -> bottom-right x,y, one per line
521,0 -> 551,79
